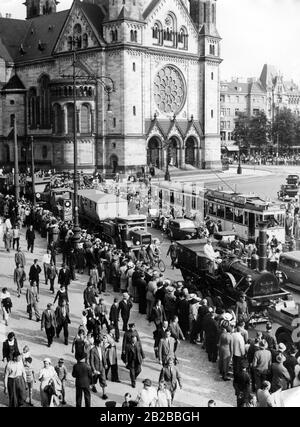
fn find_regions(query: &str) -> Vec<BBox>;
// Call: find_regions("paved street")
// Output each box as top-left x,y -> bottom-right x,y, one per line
0,226 -> 235,408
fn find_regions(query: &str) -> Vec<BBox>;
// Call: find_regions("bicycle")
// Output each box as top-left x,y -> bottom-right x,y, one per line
152,256 -> 166,273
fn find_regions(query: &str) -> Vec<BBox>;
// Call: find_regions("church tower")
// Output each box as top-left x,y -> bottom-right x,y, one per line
24,0 -> 59,19
191,0 -> 222,169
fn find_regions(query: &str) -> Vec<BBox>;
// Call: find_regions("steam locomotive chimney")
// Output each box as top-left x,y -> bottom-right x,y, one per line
258,222 -> 268,272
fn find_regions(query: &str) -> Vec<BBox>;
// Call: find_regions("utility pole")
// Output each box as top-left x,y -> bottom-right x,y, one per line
72,48 -> 81,248
13,115 -> 20,203
30,136 -> 36,207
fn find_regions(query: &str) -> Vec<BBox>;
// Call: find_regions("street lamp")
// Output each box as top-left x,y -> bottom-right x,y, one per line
237,138 -> 242,175
60,36 -> 115,248
13,115 -> 20,207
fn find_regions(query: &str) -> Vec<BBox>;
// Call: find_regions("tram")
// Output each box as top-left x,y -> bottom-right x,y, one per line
152,182 -> 286,243
204,189 -> 286,243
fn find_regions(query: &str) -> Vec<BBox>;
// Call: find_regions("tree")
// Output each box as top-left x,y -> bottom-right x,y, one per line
232,112 -> 250,153
273,108 -> 297,152
248,111 -> 271,154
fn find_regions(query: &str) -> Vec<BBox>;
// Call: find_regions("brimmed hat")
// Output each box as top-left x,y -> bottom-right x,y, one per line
223,313 -> 232,322
278,343 -> 286,352
43,358 -> 51,364
143,379 -> 152,386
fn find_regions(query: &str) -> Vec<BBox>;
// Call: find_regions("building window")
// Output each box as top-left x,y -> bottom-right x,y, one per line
178,26 -> 188,50
221,131 -> 226,141
221,108 -> 225,117
152,21 -> 163,45
236,96 -> 239,103
53,103 -> 62,134
42,146 -> 48,159
227,121 -> 230,128
209,44 -> 215,55
211,72 -> 214,80
253,109 -> 259,115
81,104 -> 90,134
133,62 -> 136,71
38,74 -> 51,129
66,104 -> 74,134
211,109 -> 214,118
235,108 -> 239,116
10,100 -> 15,105
83,33 -> 88,49
10,114 -> 15,128
226,108 -> 230,115
113,118 -> 116,128
133,106 -> 136,116
28,87 -> 37,129
220,95 -> 225,102
220,121 -> 225,130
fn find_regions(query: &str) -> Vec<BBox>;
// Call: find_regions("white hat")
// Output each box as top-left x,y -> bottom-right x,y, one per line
278,343 -> 286,352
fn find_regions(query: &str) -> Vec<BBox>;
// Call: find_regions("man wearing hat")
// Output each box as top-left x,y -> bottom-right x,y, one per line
252,339 -> 272,390
271,353 -> 290,393
158,328 -> 176,366
263,322 -> 277,353
109,298 -> 120,342
122,323 -> 141,356
72,356 -> 93,407
41,303 -> 57,347
89,338 -> 108,399
118,293 -> 133,332
150,299 -> 167,330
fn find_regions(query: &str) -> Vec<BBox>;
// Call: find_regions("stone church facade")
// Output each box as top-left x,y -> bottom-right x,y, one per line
0,0 -> 222,172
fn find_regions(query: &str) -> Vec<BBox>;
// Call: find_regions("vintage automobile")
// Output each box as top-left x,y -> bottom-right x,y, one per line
100,215 -> 149,249
123,228 -> 153,253
278,251 -> 300,292
278,184 -> 299,200
286,174 -> 300,186
167,218 -> 197,240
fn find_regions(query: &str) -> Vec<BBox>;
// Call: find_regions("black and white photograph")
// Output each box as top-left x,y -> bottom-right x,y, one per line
0,0 -> 300,410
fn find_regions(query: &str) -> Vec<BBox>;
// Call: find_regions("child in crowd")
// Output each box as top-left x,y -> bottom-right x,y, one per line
122,392 -> 137,407
54,358 -> 67,405
22,345 -> 31,362
24,357 -> 35,406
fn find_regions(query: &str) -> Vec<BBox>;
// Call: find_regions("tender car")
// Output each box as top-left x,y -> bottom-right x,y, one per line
278,251 -> 300,292
168,218 -> 197,240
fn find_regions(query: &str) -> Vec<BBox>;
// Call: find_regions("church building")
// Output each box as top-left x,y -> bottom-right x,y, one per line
0,0 -> 222,173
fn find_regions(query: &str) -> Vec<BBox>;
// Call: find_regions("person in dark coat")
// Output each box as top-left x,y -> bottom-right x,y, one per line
218,325 -> 233,381
122,323 -> 141,357
2,332 -> 20,363
159,357 -> 182,401
53,285 -> 69,307
58,264 -> 71,290
89,338 -> 108,399
118,293 -> 133,332
177,294 -> 190,338
233,360 -> 251,407
76,245 -> 86,274
124,335 -> 145,388
155,282 -> 166,307
153,321 -> 169,359
197,299 -> 209,343
150,299 -> 167,330
55,300 -> 71,345
41,303 -> 57,347
109,298 -> 120,342
67,249 -> 77,281
29,259 -> 42,294
203,310 -> 220,363
135,272 -> 147,314
72,357 -> 93,407
83,283 -> 97,309
271,354 -> 291,393
26,225 -> 35,253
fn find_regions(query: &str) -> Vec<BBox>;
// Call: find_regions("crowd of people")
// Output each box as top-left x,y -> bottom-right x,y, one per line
1,172 -> 300,408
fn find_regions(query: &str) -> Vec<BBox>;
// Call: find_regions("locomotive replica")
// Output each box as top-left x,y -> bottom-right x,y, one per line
176,222 -> 291,319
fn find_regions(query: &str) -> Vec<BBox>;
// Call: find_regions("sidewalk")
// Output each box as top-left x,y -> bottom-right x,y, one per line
0,229 -> 235,408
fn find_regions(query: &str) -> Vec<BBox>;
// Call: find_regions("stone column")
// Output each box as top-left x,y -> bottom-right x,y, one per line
63,105 -> 67,134
76,108 -> 80,134
91,109 -> 95,134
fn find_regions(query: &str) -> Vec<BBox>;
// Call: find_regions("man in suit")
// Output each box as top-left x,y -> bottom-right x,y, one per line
29,259 -> 42,294
125,335 -> 145,388
58,264 -> 72,291
55,300 -> 71,345
72,357 -> 93,407
47,261 -> 58,294
95,298 -> 109,331
154,320 -> 169,359
158,328 -> 176,366
26,225 -> 35,253
118,292 -> 133,332
122,323 -> 141,358
41,303 -> 57,347
159,357 -> 182,401
150,299 -> 167,330
203,310 -> 220,363
15,247 -> 26,268
109,298 -> 120,342
83,282 -> 97,309
26,281 -> 40,321
89,338 -> 108,399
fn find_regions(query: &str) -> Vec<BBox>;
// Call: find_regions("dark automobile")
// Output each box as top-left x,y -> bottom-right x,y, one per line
168,218 -> 197,240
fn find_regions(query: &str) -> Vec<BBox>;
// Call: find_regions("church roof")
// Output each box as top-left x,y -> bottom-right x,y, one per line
14,10 -> 69,63
79,1 -> 106,37
259,64 -> 279,89
143,0 -> 160,19
0,17 -> 29,61
199,23 -> 221,38
249,80 -> 265,94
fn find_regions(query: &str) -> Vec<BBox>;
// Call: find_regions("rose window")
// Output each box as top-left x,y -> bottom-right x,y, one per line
154,66 -> 186,114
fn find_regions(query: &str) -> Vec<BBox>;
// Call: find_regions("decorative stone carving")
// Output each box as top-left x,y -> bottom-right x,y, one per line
154,65 -> 186,115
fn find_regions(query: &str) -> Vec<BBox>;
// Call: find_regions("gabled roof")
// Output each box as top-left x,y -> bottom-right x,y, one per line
259,64 -> 278,89
0,17 -> 29,61
14,10 -> 69,63
143,0 -> 160,20
79,1 -> 106,38
249,80 -> 266,94
199,23 -> 221,38
2,74 -> 26,91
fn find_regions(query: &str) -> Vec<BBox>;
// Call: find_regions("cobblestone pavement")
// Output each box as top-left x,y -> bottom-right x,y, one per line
0,227 -> 235,408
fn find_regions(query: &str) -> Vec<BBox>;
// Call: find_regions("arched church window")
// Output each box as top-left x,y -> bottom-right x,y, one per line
81,104 -> 90,134
52,103 -> 62,134
66,103 -> 74,134
28,87 -> 37,129
178,26 -> 188,50
153,21 -> 163,45
67,36 -> 73,51
38,74 -> 51,129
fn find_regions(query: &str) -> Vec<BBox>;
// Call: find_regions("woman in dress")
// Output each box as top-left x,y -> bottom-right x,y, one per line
4,351 -> 27,407
38,358 -> 61,407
